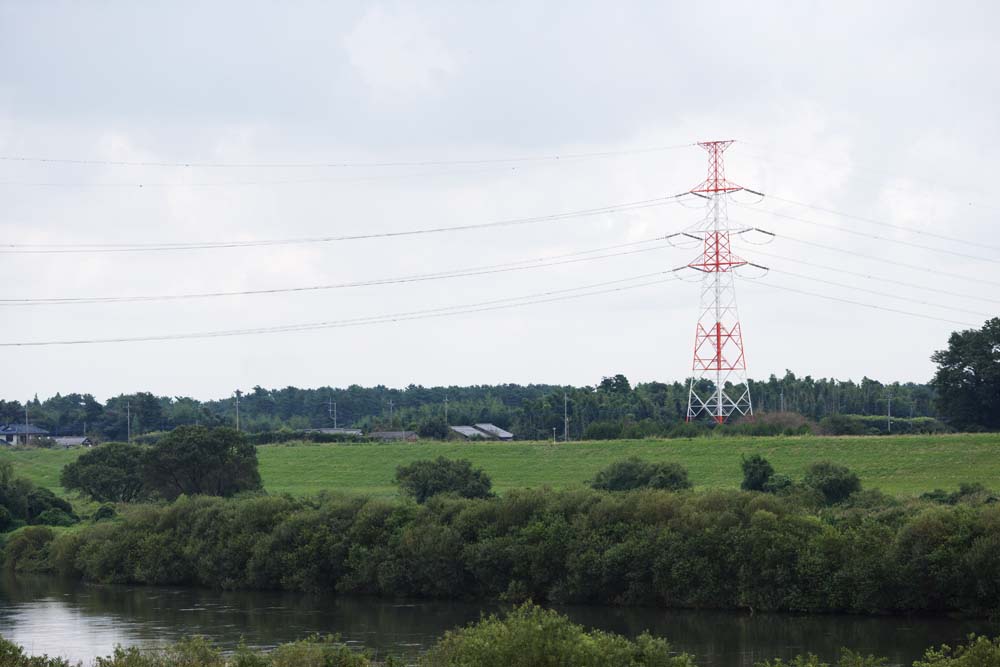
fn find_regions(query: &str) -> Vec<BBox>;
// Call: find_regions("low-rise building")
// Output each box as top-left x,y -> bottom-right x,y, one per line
370,430 -> 418,442
0,424 -> 50,445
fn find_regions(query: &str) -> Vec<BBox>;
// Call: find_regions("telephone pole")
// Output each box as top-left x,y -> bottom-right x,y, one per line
328,393 -> 338,428
886,394 -> 893,433
234,390 -> 241,432
126,400 -> 131,443
444,396 -> 449,424
563,393 -> 569,442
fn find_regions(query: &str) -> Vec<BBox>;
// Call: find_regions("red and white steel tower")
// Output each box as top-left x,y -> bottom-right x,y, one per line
683,140 -> 752,423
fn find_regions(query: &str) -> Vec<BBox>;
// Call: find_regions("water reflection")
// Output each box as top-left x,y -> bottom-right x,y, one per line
0,574 -> 995,666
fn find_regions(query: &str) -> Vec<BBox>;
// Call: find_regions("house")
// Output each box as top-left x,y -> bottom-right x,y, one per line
474,423 -> 514,441
450,425 -> 490,440
53,436 -> 93,448
369,430 -> 418,442
0,424 -> 50,445
449,423 -> 515,441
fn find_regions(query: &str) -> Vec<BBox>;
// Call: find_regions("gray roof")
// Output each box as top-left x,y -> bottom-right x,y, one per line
370,430 -> 417,440
474,423 -> 514,439
53,436 -> 91,446
451,425 -> 489,439
0,424 -> 50,435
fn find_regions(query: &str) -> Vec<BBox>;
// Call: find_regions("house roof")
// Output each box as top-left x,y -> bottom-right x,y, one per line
370,430 -> 417,439
451,425 -> 489,439
474,423 -> 514,439
0,424 -> 50,436
53,436 -> 90,446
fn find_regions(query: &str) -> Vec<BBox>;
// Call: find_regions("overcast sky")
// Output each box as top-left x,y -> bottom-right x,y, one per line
1,1 -> 997,401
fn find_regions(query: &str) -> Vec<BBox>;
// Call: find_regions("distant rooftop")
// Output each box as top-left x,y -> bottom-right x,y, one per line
0,424 -> 49,436
451,425 -> 489,439
474,423 -> 514,439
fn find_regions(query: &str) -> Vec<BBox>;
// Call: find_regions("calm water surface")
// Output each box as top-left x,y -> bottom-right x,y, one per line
0,574 -> 995,666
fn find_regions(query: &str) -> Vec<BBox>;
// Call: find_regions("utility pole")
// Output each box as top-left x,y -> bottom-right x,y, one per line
126,400 -> 131,443
24,401 -> 29,446
886,394 -> 893,433
563,393 -> 569,442
780,388 -> 785,413
234,390 -> 241,432
388,399 -> 394,424
328,393 -> 338,428
444,396 -> 449,424
552,427 -> 556,443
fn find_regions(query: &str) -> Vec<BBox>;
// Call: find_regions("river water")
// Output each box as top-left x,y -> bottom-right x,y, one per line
0,575 -> 995,666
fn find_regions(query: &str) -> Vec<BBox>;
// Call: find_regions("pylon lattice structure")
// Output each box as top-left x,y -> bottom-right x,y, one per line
684,141 -> 752,423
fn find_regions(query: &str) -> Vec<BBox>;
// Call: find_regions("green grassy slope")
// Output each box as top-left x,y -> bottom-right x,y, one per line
2,433 -> 997,498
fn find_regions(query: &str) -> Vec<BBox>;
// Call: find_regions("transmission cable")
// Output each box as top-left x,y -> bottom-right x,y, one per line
730,202 -> 1000,266
0,238 -> 672,306
0,194 -> 690,254
732,244 -> 1000,306
0,272 -> 680,347
0,142 -> 694,169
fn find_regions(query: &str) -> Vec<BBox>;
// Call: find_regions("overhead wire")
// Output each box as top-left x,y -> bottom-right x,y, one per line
731,244 -> 1000,306
0,237 -> 673,306
731,202 -> 1000,266
0,142 -> 695,169
0,272 -> 681,347
0,193 -> 690,254
749,193 -> 1000,252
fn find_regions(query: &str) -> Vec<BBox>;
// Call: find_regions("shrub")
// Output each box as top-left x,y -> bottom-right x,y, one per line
417,417 -> 450,440
755,649 -> 886,667
591,457 -> 692,492
762,474 -> 794,494
741,454 -> 775,491
420,602 -> 693,667
93,504 -> 118,521
582,420 -> 623,440
914,635 -> 1000,667
0,505 -> 14,532
0,637 -> 73,667
395,457 -> 493,503
61,442 -> 148,503
2,526 -> 55,572
35,508 -> 77,527
803,461 -> 861,504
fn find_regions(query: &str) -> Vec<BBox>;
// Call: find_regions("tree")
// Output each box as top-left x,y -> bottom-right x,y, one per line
740,454 -> 775,491
142,426 -> 262,500
60,442 -> 148,503
930,318 -> 1000,430
803,461 -> 861,504
395,457 -> 493,503
417,416 -> 450,440
591,457 -> 692,492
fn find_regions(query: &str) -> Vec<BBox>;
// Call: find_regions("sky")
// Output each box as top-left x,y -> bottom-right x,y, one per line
1,1 -> 998,401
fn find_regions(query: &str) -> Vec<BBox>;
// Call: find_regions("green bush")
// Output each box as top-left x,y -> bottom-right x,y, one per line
35,508 -> 77,527
803,461 -> 861,504
2,526 -> 56,572
0,505 -> 14,532
755,650 -> 886,667
395,457 -> 493,503
93,503 -> 117,522
0,637 -> 73,667
421,602 -> 693,667
590,457 -> 692,492
61,442 -> 148,503
914,635 -> 1000,667
741,454 -> 775,491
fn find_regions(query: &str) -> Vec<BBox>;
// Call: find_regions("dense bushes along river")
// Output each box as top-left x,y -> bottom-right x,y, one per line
3,487 -> 999,615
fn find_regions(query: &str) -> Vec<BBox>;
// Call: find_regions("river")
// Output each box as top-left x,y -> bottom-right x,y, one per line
0,575 -> 995,666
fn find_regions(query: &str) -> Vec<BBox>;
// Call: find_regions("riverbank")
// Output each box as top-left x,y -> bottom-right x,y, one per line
2,433 -> 999,498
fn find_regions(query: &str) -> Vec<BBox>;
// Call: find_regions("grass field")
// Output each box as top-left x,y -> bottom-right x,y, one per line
3,433 -> 997,498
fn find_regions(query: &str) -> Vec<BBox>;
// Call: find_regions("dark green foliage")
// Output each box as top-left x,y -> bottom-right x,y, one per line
921,483 -> 998,506
15,487 -> 998,615
2,526 -> 56,572
142,426 -> 262,500
93,504 -> 117,521
803,461 -> 861,504
0,462 -> 76,528
60,442 -> 148,502
421,602 -> 692,667
0,506 -> 14,532
583,421 -> 624,440
0,637 -> 73,667
417,416 -> 451,440
741,454 -> 775,491
914,635 -> 1000,667
755,650 -> 886,667
590,457 -> 692,492
931,318 -> 1000,430
395,457 -> 493,503
819,414 -> 949,436
763,474 -> 794,494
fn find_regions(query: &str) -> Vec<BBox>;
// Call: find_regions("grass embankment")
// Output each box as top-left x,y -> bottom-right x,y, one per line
4,433 -> 996,498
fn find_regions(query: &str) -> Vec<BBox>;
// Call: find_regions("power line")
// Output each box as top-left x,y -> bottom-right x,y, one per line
767,232 -> 1000,289
0,194 -> 689,254
750,193 -> 1000,252
0,237 -> 673,306
731,202 -> 1000,266
746,279 -> 977,328
0,143 -> 695,169
765,267 -> 989,318
0,272 -> 680,347
733,245 -> 1000,306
